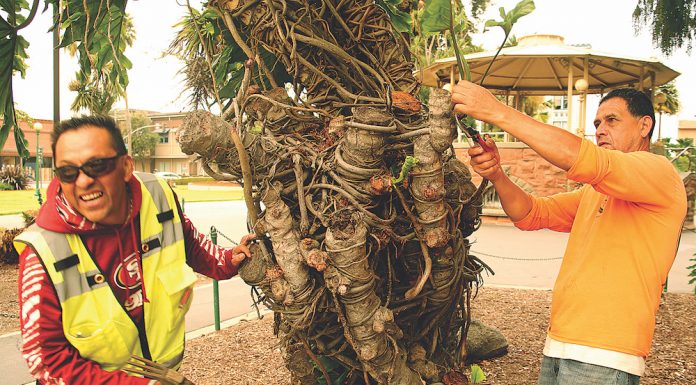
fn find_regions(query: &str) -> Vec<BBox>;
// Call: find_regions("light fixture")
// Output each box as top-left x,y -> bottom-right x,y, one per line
33,121 -> 43,132
574,79 -> 589,92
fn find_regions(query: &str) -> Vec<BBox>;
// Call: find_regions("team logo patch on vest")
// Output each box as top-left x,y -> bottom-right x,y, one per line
114,252 -> 143,290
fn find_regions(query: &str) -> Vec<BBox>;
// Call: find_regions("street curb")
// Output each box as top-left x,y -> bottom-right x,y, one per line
0,330 -> 20,339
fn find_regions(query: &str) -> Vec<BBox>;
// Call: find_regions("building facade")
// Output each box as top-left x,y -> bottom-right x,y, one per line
113,111 -> 204,176
678,119 -> 696,140
0,119 -> 54,182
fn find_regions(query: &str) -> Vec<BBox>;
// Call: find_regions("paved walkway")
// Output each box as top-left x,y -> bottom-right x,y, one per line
470,222 -> 695,293
1,201 -> 694,384
0,214 -> 24,229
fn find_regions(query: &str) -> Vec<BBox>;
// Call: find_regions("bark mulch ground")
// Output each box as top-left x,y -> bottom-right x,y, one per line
0,263 -> 19,334
181,287 -> 695,385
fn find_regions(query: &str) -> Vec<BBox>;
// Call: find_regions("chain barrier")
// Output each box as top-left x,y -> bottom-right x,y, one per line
206,230 -> 239,245
470,249 -> 563,261
215,230 -> 239,245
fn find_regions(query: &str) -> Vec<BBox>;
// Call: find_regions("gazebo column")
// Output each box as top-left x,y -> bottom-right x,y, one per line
512,91 -> 522,142
566,58 -> 574,136
576,57 -> 589,138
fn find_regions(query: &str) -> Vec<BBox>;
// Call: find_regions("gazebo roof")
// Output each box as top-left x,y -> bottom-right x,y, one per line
417,35 -> 680,95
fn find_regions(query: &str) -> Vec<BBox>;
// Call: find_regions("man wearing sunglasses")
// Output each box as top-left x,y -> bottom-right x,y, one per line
14,115 -> 254,385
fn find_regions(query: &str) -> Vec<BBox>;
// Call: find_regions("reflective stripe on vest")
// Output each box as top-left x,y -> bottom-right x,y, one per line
14,173 -> 196,372
136,172 -> 185,260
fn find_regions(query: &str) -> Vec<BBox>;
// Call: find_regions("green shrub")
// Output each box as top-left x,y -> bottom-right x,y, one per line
0,182 -> 12,191
0,165 -> 33,190
22,210 -> 38,227
0,227 -> 23,265
688,254 -> 696,294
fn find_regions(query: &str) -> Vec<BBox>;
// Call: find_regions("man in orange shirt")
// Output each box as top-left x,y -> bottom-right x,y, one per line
452,83 -> 686,385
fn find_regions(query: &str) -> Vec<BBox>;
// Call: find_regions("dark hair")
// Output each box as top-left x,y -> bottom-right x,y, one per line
599,88 -> 656,138
51,115 -> 127,160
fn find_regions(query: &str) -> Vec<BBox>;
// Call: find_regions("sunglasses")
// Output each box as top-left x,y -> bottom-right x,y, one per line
54,154 -> 124,183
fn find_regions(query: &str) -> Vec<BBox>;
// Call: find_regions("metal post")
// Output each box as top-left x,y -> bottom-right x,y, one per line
210,226 -> 221,331
567,58 -> 574,134
36,147 -> 43,205
53,3 -> 60,125
35,128 -> 43,205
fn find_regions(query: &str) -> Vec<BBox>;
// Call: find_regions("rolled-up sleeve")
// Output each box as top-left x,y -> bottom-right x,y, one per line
514,188 -> 583,232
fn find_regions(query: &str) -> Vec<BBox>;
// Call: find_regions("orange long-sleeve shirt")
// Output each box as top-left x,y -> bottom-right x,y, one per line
515,139 -> 686,357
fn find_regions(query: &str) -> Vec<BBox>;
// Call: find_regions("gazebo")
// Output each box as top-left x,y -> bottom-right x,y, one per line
417,34 -> 680,136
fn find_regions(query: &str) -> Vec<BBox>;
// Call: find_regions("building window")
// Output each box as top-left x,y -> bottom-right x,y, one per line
159,133 -> 169,144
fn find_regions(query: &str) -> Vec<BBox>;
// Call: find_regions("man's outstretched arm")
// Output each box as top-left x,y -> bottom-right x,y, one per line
452,80 -> 581,171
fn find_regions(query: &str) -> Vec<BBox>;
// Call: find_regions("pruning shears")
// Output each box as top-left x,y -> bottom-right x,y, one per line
456,118 -> 493,153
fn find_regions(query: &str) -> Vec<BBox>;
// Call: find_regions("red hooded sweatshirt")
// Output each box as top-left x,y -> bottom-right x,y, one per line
18,177 -> 241,385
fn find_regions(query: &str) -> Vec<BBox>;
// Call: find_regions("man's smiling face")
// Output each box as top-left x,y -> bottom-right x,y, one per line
54,125 -> 134,225
593,97 -> 652,153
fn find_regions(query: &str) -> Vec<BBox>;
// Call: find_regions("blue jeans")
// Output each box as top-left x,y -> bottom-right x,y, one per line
538,356 -> 640,385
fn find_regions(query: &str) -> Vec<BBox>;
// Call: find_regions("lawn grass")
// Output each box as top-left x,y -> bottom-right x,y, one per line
0,190 -> 46,215
0,186 -> 242,215
172,185 -> 244,203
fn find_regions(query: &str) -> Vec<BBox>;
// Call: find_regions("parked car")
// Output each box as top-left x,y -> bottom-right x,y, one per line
154,172 -> 182,187
154,172 -> 182,180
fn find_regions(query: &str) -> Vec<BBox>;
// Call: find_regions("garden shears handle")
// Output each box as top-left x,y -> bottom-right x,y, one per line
465,126 -> 493,153
457,117 -> 492,153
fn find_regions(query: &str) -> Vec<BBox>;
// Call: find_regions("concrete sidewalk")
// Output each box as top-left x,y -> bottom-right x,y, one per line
0,214 -> 25,229
471,222 -> 696,293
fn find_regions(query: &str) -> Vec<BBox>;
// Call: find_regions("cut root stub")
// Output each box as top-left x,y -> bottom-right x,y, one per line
328,210 -> 361,240
424,228 -> 450,249
391,90 -> 422,113
369,174 -> 394,195
238,244 -> 268,284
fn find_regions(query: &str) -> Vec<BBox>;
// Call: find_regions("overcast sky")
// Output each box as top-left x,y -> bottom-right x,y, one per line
12,0 -> 695,139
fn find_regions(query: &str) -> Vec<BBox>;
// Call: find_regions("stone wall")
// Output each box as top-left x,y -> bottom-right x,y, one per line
453,142 -> 570,197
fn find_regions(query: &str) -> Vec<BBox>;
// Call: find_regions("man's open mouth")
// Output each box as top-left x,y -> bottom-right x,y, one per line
80,192 -> 103,201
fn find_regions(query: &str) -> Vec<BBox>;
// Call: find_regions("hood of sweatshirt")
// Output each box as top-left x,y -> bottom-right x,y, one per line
35,177 -> 143,235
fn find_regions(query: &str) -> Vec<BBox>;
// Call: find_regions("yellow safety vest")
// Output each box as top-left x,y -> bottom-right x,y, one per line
14,173 -> 197,372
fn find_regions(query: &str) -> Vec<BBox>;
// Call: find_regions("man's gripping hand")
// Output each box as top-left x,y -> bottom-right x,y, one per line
468,136 -> 504,182
451,80 -> 509,125
229,233 -> 257,267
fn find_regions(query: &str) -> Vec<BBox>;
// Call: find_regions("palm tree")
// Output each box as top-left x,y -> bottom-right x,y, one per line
654,81 -> 680,141
68,14 -> 136,114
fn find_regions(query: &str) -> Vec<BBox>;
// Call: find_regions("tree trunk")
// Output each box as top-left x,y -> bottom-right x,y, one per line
177,1 -> 488,383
